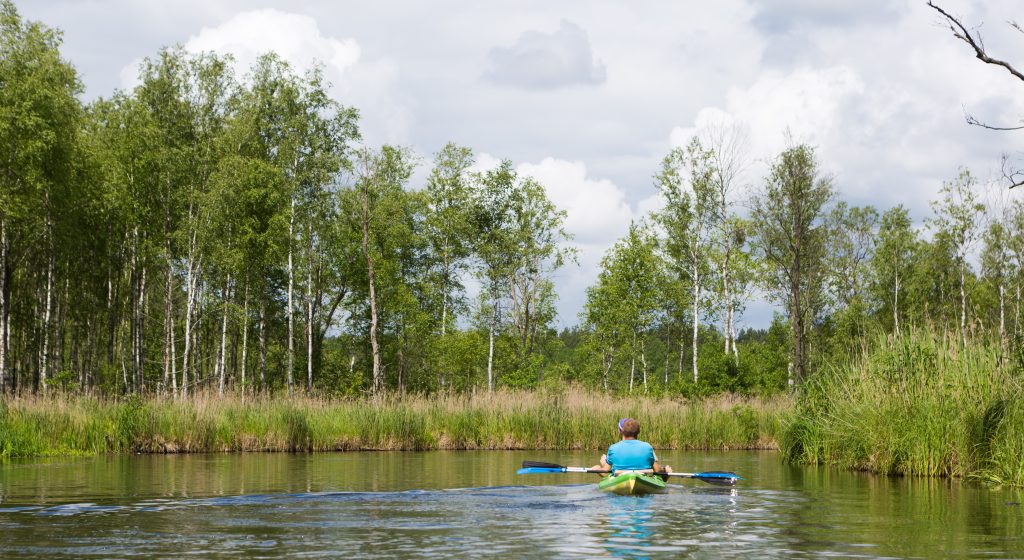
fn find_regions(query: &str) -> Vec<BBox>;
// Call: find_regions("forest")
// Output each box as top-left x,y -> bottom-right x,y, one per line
2,0 -> 1023,400
3,1 -> 1024,485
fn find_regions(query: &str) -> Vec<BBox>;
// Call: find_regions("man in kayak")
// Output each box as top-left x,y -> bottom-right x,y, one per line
593,418 -> 672,478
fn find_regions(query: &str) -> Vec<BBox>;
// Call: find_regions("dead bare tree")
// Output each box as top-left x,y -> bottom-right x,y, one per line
928,1 -> 1024,187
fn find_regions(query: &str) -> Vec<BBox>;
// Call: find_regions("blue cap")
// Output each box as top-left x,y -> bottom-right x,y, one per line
618,418 -> 632,431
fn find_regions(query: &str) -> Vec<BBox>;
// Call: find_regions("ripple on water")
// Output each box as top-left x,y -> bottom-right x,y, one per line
0,480 -> 1021,558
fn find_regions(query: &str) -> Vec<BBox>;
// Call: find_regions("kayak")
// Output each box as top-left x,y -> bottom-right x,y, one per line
598,471 -> 667,496
517,460 -> 742,488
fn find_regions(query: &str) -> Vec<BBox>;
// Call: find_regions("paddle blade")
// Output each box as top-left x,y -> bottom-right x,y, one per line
521,460 -> 565,469
694,471 -> 742,486
517,467 -> 565,474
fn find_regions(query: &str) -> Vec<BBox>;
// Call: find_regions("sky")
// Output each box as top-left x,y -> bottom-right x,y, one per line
19,0 -> 1024,329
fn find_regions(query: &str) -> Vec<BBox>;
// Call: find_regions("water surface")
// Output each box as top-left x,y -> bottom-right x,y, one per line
1,450 -> 1021,558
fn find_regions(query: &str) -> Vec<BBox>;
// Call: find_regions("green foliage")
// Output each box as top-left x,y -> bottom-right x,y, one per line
870,205 -> 918,333
113,395 -> 150,452
782,329 -> 1024,485
750,144 -> 834,385
472,160 -> 573,390
7,0 -> 1024,491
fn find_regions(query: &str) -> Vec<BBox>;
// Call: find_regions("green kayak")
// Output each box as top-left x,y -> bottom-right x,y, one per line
598,472 -> 667,496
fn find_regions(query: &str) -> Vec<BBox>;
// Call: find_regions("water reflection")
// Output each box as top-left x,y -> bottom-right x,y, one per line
0,451 -> 1021,558
602,496 -> 655,559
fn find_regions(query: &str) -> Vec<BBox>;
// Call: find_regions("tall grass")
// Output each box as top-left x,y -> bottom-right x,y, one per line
783,329 -> 1024,486
0,387 -> 791,457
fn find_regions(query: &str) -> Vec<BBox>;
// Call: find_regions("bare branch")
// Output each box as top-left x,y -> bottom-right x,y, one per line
1002,154 -> 1024,189
928,1 -> 1024,83
964,113 -> 1024,131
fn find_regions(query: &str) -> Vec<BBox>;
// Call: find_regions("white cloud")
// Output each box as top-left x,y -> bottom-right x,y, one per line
517,158 -> 634,244
483,20 -> 606,89
670,66 -> 865,175
119,8 -> 411,145
185,9 -> 360,77
468,152 -> 503,175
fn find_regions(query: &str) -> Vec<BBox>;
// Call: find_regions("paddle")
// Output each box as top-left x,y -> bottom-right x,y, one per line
517,460 -> 742,486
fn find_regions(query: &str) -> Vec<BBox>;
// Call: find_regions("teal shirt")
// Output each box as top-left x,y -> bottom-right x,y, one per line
606,439 -> 657,471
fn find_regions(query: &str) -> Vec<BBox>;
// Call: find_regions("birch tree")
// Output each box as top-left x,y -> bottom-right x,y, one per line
872,206 -> 917,336
0,0 -> 81,392
928,169 -> 984,349
750,144 -> 833,386
474,161 -> 572,389
583,223 -> 663,392
349,145 -> 416,395
424,143 -> 475,387
655,139 -> 719,384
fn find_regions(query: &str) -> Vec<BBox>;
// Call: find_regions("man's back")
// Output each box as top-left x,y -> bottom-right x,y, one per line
606,439 -> 656,471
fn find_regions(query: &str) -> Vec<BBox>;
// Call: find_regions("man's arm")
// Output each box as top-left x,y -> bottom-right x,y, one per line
652,449 -> 672,479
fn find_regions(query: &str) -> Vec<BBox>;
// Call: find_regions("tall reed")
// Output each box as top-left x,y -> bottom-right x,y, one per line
0,387 -> 791,457
782,329 -> 1024,485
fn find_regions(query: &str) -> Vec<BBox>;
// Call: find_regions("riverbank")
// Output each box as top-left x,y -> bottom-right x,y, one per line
0,389 -> 789,457
782,330 -> 1024,486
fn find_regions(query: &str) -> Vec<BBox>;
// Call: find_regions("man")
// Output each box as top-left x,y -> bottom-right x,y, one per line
593,418 -> 672,477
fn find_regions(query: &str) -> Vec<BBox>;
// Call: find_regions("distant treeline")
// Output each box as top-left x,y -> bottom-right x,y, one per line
2,1 -> 1022,399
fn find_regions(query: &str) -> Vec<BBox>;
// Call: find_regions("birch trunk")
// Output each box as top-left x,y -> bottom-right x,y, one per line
41,214 -> 54,394
999,282 -> 1007,356
722,263 -> 730,355
162,263 -> 174,394
629,331 -> 636,393
893,274 -> 901,337
54,276 -> 67,383
361,182 -> 384,395
218,275 -> 230,395
137,263 -> 146,392
0,217 -> 8,392
960,260 -> 967,349
107,248 -> 115,367
287,196 -> 295,396
441,291 -> 447,337
306,260 -> 313,392
487,301 -> 496,393
193,284 -> 203,390
691,276 -> 700,384
181,257 -> 196,397
258,301 -> 267,392
440,288 -> 447,389
640,339 -> 648,391
603,346 -> 611,392
730,302 -> 739,365
664,328 -> 671,385
240,285 -> 249,394
81,319 -> 90,391
677,338 -> 684,379
999,284 -> 1007,346
629,354 -> 635,394
398,338 -> 406,394
1015,283 -> 1021,339
170,308 -> 177,395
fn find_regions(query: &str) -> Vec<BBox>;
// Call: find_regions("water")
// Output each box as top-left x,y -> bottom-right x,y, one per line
0,450 -> 1021,558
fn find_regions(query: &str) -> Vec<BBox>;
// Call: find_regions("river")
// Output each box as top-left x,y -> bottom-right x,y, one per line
0,450 -> 1021,558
